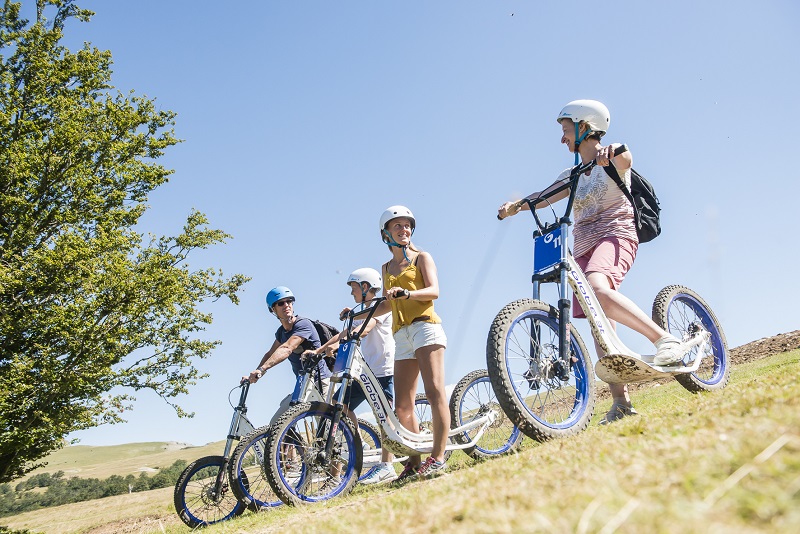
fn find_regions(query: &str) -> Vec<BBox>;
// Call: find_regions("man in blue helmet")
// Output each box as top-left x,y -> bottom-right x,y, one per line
248,286 -> 332,422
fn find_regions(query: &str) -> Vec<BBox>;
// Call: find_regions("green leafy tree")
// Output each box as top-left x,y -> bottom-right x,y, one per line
132,472 -> 150,492
101,474 -> 126,497
0,0 -> 249,482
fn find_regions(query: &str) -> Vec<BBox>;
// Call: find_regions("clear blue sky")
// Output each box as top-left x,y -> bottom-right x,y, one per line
59,0 -> 799,447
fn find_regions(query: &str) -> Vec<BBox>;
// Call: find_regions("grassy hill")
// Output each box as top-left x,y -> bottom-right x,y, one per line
4,338 -> 800,534
22,441 -> 227,481
208,349 -> 800,534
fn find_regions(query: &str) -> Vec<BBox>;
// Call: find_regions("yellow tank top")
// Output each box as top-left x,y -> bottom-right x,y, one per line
383,255 -> 442,334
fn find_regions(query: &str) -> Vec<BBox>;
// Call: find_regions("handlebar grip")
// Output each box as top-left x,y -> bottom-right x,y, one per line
496,214 -> 503,220
396,289 -> 409,299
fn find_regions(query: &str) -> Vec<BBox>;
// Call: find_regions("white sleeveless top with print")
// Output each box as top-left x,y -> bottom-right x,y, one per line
555,164 -> 638,258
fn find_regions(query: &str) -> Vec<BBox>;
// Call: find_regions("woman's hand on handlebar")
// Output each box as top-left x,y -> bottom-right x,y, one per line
497,200 -> 524,220
339,307 -> 351,321
386,287 -> 409,300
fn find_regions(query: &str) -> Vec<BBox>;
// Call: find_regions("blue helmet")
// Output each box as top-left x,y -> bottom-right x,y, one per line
266,286 -> 295,312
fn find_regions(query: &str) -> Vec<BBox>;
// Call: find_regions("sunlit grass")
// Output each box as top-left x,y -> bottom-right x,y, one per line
5,351 -> 799,533
201,350 -> 800,534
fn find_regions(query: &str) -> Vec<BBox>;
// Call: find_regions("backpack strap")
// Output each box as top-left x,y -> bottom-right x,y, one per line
602,161 -> 634,205
292,315 -> 315,351
599,144 -> 633,202
603,160 -> 645,235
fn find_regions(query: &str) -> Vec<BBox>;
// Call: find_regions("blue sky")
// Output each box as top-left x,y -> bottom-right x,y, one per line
56,0 -> 799,447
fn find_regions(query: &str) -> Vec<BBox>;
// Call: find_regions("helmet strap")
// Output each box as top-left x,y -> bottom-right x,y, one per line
360,282 -> 370,303
382,229 -> 412,263
573,122 -> 590,165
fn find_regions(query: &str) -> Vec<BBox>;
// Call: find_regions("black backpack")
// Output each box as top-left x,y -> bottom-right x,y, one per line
603,162 -> 661,243
302,318 -> 340,371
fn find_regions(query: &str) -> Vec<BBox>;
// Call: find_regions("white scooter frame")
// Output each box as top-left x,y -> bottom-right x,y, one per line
329,301 -> 498,458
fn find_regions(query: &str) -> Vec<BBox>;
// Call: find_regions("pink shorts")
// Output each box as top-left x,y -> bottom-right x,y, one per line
573,237 -> 638,319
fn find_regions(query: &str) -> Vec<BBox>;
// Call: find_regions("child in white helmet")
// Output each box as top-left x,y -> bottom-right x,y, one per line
498,100 -> 692,424
305,267 -> 398,484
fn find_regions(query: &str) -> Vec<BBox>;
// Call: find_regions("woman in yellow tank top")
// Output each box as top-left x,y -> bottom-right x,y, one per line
375,205 -> 449,481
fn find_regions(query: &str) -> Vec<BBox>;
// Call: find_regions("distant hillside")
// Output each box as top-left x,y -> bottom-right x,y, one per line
24,441 -> 225,482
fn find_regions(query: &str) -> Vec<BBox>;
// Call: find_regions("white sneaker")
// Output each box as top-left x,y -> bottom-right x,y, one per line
360,463 -> 397,485
653,336 -> 688,366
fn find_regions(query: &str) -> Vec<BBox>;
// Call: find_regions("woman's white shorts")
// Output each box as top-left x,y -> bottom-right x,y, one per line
394,322 -> 447,361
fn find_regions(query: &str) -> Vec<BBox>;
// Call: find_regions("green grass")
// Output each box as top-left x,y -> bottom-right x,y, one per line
202,350 -> 800,534
5,351 -> 800,533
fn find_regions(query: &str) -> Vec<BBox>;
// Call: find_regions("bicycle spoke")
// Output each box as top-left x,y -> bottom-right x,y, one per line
488,301 -> 595,438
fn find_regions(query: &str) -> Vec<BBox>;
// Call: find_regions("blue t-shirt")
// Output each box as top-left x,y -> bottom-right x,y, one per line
275,317 -> 332,379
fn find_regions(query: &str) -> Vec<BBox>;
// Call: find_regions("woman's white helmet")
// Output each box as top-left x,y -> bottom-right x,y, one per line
557,99 -> 610,135
346,268 -> 382,291
379,205 -> 415,231
379,205 -> 415,244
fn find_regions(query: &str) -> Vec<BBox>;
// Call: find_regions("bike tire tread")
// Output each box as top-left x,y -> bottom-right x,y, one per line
652,284 -> 730,393
173,455 -> 245,528
486,298 -> 595,442
448,369 -> 523,459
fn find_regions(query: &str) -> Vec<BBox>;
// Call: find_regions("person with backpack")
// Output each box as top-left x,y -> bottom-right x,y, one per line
497,99 -> 691,424
304,267 -> 398,484
246,286 -> 332,424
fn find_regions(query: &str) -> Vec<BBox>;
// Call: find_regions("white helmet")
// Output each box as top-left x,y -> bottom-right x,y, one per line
557,100 -> 610,135
379,205 -> 415,231
346,268 -> 382,291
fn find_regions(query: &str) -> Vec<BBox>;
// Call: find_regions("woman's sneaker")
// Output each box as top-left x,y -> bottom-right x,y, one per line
415,457 -> 447,479
391,461 -> 420,485
653,335 -> 689,366
599,402 -> 638,425
360,462 -> 397,485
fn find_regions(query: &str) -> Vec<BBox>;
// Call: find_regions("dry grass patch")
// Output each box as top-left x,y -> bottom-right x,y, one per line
3,486 -> 179,534
22,441 -> 226,481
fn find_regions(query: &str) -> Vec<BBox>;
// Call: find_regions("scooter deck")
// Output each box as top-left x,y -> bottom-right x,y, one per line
595,354 -> 692,384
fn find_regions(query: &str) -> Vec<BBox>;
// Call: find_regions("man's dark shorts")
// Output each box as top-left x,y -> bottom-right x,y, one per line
338,375 -> 394,411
